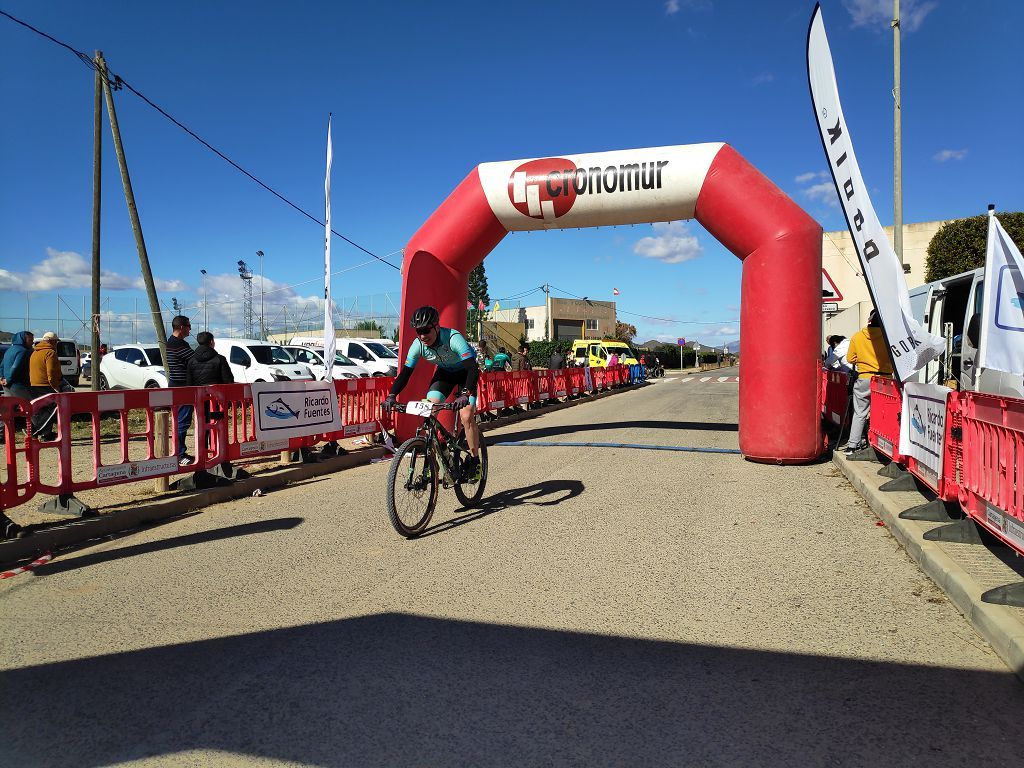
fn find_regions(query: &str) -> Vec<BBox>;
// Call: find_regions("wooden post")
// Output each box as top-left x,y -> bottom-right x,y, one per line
90,51 -> 103,391
154,410 -> 169,493
97,53 -> 169,369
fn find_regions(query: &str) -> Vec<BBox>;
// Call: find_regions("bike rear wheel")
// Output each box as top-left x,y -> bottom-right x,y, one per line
386,436 -> 438,538
453,438 -> 488,508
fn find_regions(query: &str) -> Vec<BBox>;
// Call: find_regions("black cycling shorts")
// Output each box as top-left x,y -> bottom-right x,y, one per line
426,366 -> 473,401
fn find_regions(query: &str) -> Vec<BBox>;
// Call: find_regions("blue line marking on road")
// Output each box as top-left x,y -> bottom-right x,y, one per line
492,441 -> 742,455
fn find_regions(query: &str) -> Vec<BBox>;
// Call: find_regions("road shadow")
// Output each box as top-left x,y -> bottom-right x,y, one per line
32,517 -> 304,576
420,480 -> 584,538
490,420 -> 739,444
2,613 -> 1022,767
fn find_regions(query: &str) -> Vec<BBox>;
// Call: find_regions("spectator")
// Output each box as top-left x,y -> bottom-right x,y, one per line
843,311 -> 894,454
548,348 -> 564,370
476,339 -> 492,371
166,315 -> 196,466
186,332 -> 233,387
1,331 -> 34,446
187,332 -> 233,457
824,335 -> 852,374
492,347 -> 511,371
29,331 -> 62,440
513,343 -> 532,371
607,352 -> 619,367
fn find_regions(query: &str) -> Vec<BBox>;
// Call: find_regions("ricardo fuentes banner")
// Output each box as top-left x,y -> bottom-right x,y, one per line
252,380 -> 342,442
898,382 -> 952,488
807,5 -> 943,382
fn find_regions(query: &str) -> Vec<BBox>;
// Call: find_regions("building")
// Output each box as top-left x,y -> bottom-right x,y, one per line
822,219 -> 946,340
492,297 -> 616,342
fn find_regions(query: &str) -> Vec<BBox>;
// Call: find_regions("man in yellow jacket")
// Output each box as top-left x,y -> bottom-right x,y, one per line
843,311 -> 894,453
29,331 -> 63,440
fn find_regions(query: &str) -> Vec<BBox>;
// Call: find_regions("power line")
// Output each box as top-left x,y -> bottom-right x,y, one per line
547,284 -> 737,326
1,10 -> 400,272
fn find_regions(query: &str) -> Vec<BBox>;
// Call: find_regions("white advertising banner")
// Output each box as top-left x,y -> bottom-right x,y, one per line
477,143 -> 723,231
978,212 -> 1024,377
252,381 -> 342,442
898,382 -> 952,484
807,6 -> 944,382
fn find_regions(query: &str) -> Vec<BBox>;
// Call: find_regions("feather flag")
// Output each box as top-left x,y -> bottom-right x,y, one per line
322,114 -> 335,380
494,301 -> 501,312
478,300 -> 485,311
613,288 -> 620,296
466,300 -> 473,310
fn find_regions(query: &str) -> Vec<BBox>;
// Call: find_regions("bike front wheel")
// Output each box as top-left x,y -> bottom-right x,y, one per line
453,439 -> 488,508
386,436 -> 438,538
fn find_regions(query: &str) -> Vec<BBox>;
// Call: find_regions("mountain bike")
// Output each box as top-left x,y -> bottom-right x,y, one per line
384,400 -> 489,538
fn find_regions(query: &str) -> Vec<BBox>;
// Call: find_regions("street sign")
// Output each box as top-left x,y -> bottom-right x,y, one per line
822,269 -> 843,302
677,337 -> 686,346
694,343 -> 701,351
822,302 -> 839,313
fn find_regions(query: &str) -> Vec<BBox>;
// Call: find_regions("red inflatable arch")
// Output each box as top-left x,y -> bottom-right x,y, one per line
398,143 -> 823,463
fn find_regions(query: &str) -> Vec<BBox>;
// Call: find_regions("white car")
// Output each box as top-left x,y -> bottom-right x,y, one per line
336,338 -> 401,377
99,344 -> 168,390
283,346 -> 371,380
218,339 -> 315,384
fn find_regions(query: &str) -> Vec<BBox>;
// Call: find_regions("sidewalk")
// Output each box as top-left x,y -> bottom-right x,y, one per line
834,450 -> 1024,681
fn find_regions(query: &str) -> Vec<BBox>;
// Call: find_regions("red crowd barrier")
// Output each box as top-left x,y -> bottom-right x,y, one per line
821,370 -> 850,427
867,376 -> 903,461
958,392 -> 1024,552
0,396 -> 34,509
1,367 -> 642,513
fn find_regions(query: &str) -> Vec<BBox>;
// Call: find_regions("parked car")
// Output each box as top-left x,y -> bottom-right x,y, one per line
335,338 -> 400,377
282,345 -> 370,380
99,344 -> 167,390
218,339 -> 315,383
56,339 -> 81,386
81,352 -> 92,381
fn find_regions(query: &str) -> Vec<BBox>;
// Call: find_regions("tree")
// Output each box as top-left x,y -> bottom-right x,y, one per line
466,262 -> 490,341
925,212 -> 1024,282
354,320 -> 380,332
613,321 -> 637,343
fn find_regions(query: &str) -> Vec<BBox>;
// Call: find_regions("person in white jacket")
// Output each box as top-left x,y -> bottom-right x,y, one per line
824,335 -> 852,373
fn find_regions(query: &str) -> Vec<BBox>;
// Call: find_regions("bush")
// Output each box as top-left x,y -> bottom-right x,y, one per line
925,212 -> 1024,282
525,340 -> 573,368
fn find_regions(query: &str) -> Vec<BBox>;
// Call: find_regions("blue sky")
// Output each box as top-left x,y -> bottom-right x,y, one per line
1,0 -> 1021,347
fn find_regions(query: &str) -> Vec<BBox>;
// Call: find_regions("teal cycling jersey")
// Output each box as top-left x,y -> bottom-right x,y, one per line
404,327 -> 476,372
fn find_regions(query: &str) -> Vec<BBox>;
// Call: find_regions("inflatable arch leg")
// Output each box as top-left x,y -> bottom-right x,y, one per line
398,143 -> 822,463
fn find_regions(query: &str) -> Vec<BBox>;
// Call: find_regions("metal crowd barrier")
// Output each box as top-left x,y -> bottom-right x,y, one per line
821,370 -> 850,427
867,377 -> 903,461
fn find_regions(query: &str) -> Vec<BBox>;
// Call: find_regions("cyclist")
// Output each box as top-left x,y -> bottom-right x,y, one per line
382,306 -> 482,481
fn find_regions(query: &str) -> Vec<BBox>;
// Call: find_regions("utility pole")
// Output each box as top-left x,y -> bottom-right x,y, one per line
200,269 -> 208,330
892,0 -> 904,267
543,283 -> 550,341
98,53 -> 168,369
256,250 -> 265,339
90,50 -> 103,389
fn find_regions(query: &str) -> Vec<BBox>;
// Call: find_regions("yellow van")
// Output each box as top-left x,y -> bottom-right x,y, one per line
570,340 -> 639,368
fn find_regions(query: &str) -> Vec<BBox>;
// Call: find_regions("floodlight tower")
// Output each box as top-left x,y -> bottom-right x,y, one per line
237,260 -> 254,338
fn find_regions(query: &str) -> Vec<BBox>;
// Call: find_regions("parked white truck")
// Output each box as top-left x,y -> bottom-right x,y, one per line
909,267 -> 1023,398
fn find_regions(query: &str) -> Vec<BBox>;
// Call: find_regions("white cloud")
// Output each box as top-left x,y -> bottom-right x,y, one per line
933,148 -> 967,162
0,248 -> 189,293
843,0 -> 937,33
665,0 -> 712,15
803,181 -> 840,208
633,221 -> 703,264
795,171 -> 826,184
751,72 -> 775,86
665,0 -> 680,14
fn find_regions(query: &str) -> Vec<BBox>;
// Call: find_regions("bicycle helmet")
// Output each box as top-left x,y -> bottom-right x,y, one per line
410,305 -> 440,328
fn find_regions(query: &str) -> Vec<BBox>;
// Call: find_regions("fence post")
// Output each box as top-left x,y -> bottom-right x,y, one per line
154,411 -> 169,493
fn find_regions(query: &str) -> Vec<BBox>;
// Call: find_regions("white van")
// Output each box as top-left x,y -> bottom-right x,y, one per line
909,267 -> 1023,398
335,338 -> 401,377
219,339 -> 315,383
282,345 -> 370,380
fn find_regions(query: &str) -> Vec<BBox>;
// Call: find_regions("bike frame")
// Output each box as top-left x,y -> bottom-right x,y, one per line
414,410 -> 466,483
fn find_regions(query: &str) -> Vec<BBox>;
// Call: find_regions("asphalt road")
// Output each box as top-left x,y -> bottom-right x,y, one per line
3,368 -> 1023,767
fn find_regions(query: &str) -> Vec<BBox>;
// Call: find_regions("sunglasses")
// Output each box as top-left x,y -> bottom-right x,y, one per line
415,325 -> 435,336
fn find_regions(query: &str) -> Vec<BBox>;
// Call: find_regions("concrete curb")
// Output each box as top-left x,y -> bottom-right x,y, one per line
834,451 -> 1024,681
0,383 -> 642,568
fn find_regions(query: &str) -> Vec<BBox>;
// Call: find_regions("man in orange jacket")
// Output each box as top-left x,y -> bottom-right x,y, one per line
843,311 -> 894,453
29,331 -> 63,440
